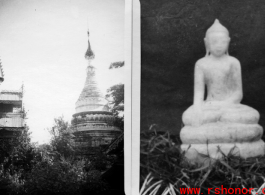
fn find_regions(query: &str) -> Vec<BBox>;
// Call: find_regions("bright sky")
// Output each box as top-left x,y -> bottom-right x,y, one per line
0,0 -> 124,144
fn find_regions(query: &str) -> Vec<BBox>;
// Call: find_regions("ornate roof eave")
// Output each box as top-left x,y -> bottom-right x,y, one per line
72,128 -> 121,133
73,110 -> 112,117
0,88 -> 23,104
0,100 -> 22,104
0,127 -> 24,131
1,90 -> 22,94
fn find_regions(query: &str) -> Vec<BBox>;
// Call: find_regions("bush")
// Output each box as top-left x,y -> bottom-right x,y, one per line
81,169 -> 109,195
0,116 -> 114,195
0,167 -> 25,195
20,154 -> 110,195
140,130 -> 265,195
21,159 -> 85,195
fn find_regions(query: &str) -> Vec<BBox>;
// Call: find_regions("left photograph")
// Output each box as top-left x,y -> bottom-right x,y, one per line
0,0 -> 125,194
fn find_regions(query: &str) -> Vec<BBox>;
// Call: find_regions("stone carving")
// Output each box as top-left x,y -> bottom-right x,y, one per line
180,19 -> 265,161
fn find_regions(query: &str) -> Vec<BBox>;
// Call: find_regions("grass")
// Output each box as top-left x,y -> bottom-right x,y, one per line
140,130 -> 265,195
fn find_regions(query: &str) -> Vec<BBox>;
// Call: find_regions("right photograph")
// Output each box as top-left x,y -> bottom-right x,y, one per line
140,1 -> 265,194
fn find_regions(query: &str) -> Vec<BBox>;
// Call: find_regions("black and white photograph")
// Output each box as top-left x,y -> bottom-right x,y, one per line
140,1 -> 265,194
4,0 -> 265,194
0,0 -> 125,194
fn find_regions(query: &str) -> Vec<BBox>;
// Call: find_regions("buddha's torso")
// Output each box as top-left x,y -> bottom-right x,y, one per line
199,56 -> 235,102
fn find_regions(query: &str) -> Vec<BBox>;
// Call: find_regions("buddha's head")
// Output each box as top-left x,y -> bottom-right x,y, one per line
204,19 -> 230,57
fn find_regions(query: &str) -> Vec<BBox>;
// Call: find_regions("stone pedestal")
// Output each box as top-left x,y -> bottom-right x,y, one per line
180,123 -> 265,160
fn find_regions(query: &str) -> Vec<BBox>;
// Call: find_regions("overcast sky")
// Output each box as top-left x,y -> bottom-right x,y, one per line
0,0 -> 124,143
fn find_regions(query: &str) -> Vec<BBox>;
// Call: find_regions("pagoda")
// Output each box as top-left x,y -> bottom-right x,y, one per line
71,30 -> 121,154
0,61 -> 25,139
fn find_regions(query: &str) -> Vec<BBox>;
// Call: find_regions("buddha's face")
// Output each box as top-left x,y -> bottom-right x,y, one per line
205,32 -> 230,57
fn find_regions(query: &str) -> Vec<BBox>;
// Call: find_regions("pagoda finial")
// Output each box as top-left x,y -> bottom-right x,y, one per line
85,29 -> 95,61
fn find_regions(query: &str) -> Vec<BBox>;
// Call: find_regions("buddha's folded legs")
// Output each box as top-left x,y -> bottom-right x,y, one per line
181,103 -> 264,162
220,104 -> 260,124
182,104 -> 259,126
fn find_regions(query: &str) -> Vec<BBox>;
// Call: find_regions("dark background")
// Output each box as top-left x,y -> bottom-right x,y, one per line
140,0 -> 265,135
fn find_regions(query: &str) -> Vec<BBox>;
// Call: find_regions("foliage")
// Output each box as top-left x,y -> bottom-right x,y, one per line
106,84 -> 124,111
106,84 -> 124,131
0,126 -> 38,175
81,168 -> 109,195
0,116 -> 112,194
22,158 -> 85,195
0,125 -> 42,195
106,61 -> 124,131
0,144 -> 110,195
0,125 -> 33,163
85,152 -> 116,172
49,116 -> 75,158
141,130 -> 265,195
109,61 -> 124,69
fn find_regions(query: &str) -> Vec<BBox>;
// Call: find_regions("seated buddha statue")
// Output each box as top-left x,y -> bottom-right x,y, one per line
180,19 -> 264,161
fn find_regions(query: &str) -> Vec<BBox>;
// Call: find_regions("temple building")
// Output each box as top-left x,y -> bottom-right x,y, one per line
71,31 -> 121,153
0,62 -> 25,139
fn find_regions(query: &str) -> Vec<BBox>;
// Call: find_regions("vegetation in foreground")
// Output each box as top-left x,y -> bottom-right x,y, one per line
106,61 -> 124,131
0,116 -> 121,195
140,129 -> 265,195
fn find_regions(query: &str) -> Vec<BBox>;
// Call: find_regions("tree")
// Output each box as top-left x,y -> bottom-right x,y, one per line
49,116 -> 75,158
106,61 -> 124,131
0,109 -> 37,172
0,113 -> 41,194
109,61 -> 124,69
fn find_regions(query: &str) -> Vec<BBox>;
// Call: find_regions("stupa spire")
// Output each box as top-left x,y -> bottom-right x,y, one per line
77,65 -> 102,101
84,29 -> 95,61
75,30 -> 107,113
71,29 -> 121,152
